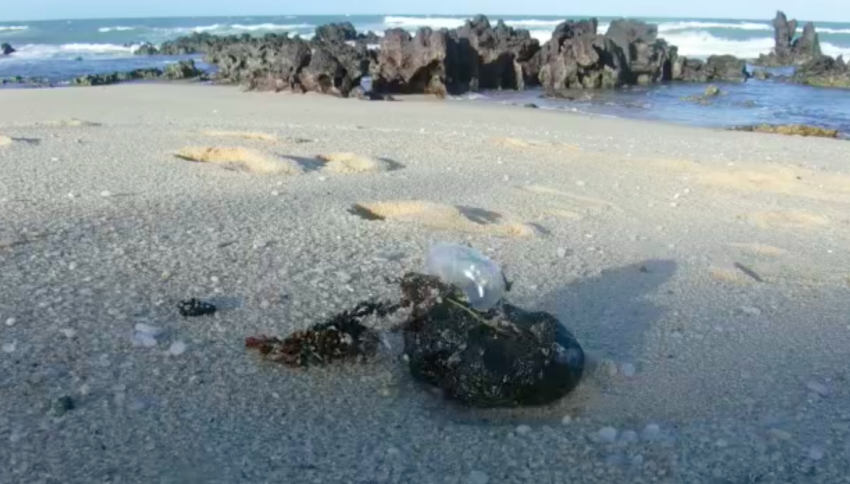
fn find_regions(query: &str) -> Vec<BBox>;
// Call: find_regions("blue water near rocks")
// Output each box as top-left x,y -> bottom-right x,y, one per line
2,14 -> 850,135
459,70 -> 850,137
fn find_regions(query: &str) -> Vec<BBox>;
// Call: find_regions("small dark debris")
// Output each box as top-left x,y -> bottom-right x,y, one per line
733,262 -> 764,283
51,396 -> 75,416
246,301 -> 398,367
178,298 -> 217,317
348,204 -> 385,221
524,103 -> 539,109
639,265 -> 650,273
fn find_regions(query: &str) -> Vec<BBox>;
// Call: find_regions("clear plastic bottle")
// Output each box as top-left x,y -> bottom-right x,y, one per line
425,243 -> 505,311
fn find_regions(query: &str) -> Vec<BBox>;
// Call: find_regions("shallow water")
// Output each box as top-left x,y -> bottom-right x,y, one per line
462,73 -> 850,137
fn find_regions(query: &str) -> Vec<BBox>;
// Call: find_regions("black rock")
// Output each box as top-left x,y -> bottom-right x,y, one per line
178,298 -> 217,317
315,22 -> 358,43
156,32 -> 237,55
675,55 -> 749,82
350,86 -> 394,100
370,27 -> 451,96
51,396 -> 75,416
163,59 -> 203,79
793,55 -> 850,88
533,18 -> 676,90
72,68 -> 163,86
134,43 -> 159,56
524,103 -> 539,108
1,76 -> 52,87
356,31 -> 382,45
1,43 -> 15,56
400,273 -> 585,408
371,15 -> 541,96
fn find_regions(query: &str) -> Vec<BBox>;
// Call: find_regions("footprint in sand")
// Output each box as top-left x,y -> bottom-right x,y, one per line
727,243 -> 787,257
174,146 -> 303,175
317,152 -> 398,174
350,201 -> 535,238
741,211 -> 830,230
200,130 -> 279,143
492,137 -> 580,151
653,158 -> 850,204
519,185 -> 623,219
709,266 -> 760,285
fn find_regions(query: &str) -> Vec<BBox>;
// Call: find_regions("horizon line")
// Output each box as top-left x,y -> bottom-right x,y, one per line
2,12 -> 841,24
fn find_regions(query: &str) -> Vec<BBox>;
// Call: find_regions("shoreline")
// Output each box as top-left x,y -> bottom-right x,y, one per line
2,83 -> 850,482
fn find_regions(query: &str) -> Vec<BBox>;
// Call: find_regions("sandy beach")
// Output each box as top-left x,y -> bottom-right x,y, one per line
2,84 -> 850,483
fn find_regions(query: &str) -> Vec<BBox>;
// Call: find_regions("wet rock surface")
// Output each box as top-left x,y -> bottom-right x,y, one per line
676,55 -> 749,83
399,273 -> 585,407
731,124 -> 840,138
71,60 -> 204,87
793,55 -> 850,89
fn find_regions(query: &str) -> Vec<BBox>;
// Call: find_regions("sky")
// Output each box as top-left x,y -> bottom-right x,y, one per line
0,0 -> 846,23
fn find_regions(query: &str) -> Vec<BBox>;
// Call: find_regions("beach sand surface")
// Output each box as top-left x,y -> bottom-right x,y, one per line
2,84 -> 850,483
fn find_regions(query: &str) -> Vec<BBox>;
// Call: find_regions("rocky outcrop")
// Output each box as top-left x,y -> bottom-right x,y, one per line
162,60 -> 205,79
1,43 -> 15,56
134,43 -> 159,55
370,27 -> 452,96
533,19 -> 676,91
754,11 -> 822,66
449,15 -> 541,91
126,15 -> 769,98
315,22 -> 357,43
732,124 -> 839,138
71,60 -> 204,86
357,31 -> 382,45
793,55 -> 850,88
0,76 -> 52,87
370,16 -> 541,96
139,32 -> 247,56
604,19 -> 676,85
72,69 -> 163,86
207,34 -> 372,96
675,55 -> 749,82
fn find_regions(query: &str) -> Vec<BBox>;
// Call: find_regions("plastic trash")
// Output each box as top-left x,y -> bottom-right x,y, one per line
425,243 -> 505,311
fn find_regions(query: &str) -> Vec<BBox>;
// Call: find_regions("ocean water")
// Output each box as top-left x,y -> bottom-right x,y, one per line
2,14 -> 850,135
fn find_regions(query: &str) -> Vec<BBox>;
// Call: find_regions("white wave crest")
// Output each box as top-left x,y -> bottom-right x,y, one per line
384,16 -> 465,30
230,23 -> 313,31
822,42 -> 850,58
0,25 -> 29,32
818,27 -> 850,34
664,31 -> 774,57
658,21 -> 771,32
153,23 -> 313,35
98,26 -> 139,33
7,43 -> 140,60
503,19 -> 564,28
190,24 -> 223,32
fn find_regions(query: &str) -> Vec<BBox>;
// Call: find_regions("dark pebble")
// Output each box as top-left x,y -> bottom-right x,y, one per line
178,298 -> 217,317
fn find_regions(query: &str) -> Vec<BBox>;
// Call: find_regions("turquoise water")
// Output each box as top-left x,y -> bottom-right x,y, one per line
2,14 -> 850,135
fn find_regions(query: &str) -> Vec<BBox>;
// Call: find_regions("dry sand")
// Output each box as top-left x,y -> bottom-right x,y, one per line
1,84 -> 850,483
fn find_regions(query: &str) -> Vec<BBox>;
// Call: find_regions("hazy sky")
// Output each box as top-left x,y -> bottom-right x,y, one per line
1,0 -> 845,22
